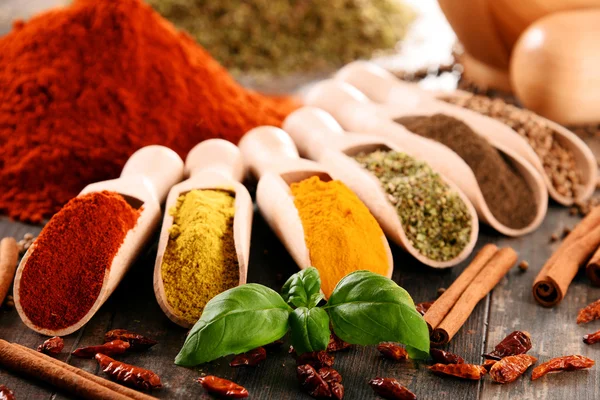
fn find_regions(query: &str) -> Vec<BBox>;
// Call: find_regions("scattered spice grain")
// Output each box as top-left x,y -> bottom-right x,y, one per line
518,260 -> 529,272
550,233 -> 559,242
437,287 -> 447,297
395,114 -> 537,229
353,150 -> 472,261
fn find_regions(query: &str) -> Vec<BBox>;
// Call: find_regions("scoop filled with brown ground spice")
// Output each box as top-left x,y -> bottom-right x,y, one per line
395,114 -> 538,230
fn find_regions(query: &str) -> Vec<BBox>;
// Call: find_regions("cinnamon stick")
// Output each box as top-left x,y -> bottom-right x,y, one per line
534,224 -> 600,307
586,246 -> 600,286
424,244 -> 498,331
15,344 -> 156,400
533,206 -> 600,307
430,247 -> 518,346
0,339 -> 141,400
0,237 -> 18,305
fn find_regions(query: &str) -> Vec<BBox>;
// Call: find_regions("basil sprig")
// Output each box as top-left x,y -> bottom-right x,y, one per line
175,268 -> 429,366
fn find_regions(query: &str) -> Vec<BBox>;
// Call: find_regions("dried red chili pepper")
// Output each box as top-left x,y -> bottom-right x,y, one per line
430,348 -> 464,364
489,354 -> 537,384
484,331 -> 531,360
577,299 -> 600,324
368,377 -> 416,400
297,364 -> 332,399
583,330 -> 600,345
377,343 -> 408,362
327,333 -> 352,353
0,385 -> 15,400
230,347 -> 267,367
37,336 -> 64,355
430,363 -> 487,380
104,329 -> 157,351
416,301 -> 434,316
482,359 -> 497,371
318,367 -> 344,400
197,375 -> 248,399
531,355 -> 595,380
95,353 -> 162,390
296,351 -> 335,369
72,340 -> 130,358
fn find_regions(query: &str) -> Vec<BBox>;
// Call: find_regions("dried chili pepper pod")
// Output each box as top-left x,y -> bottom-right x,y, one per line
489,354 -> 537,383
197,375 -> 248,399
430,348 -> 464,365
95,353 -> 162,390
37,336 -> 64,355
296,351 -> 335,369
263,339 -> 284,351
72,340 -> 130,358
583,330 -> 600,345
104,329 -> 157,351
0,385 -> 15,400
415,301 -> 434,316
531,355 -> 595,380
327,333 -> 352,353
318,367 -> 344,400
482,359 -> 497,371
483,331 -> 531,360
430,363 -> 487,380
369,377 -> 416,400
577,299 -> 600,324
229,347 -> 267,367
377,343 -> 408,362
297,364 -> 331,399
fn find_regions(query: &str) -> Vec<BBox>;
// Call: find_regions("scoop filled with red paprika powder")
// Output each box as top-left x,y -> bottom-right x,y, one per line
13,146 -> 184,336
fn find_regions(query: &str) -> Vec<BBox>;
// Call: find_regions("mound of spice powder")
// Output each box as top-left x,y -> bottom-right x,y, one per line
395,114 -> 537,230
290,176 -> 389,297
18,191 -> 140,331
442,94 -> 582,199
353,150 -> 472,261
0,0 -> 297,223
161,189 -> 239,327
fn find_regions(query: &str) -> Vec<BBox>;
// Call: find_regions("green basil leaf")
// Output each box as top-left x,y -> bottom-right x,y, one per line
325,270 -> 430,359
281,267 -> 323,309
175,284 -> 292,366
288,307 -> 330,355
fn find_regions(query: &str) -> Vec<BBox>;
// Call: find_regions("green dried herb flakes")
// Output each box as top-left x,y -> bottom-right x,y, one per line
354,150 -> 472,261
147,0 -> 414,76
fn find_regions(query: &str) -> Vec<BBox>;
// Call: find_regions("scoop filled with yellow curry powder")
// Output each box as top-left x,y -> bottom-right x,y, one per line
160,189 -> 239,326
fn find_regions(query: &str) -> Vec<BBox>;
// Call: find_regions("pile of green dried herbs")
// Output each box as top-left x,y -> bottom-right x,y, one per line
147,0 -> 414,76
354,150 -> 472,261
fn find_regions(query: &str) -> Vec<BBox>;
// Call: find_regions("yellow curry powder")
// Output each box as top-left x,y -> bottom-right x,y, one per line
290,176 -> 389,297
161,189 -> 239,326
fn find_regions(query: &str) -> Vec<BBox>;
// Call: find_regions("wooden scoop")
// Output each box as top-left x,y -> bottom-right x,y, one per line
153,139 -> 253,328
14,146 -> 185,336
283,106 -> 479,268
336,61 -> 597,205
303,79 -> 548,237
238,126 -> 393,279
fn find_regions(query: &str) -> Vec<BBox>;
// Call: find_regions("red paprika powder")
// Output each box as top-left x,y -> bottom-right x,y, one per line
18,191 -> 140,331
0,0 -> 297,223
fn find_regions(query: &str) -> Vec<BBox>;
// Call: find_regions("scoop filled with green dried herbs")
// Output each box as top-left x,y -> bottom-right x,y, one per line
353,149 -> 473,262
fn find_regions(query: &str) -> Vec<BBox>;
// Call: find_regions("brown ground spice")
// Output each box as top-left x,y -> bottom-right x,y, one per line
395,113 -> 537,229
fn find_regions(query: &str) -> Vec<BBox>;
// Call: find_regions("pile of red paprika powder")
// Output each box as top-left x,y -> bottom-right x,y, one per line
17,191 -> 140,331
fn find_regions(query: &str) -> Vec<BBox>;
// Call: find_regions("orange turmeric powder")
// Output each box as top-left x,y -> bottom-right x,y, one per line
290,176 -> 390,297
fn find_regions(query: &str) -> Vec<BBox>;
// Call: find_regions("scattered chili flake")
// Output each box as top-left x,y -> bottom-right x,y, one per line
482,359 -> 497,371
550,233 -> 559,242
532,355 -> 595,380
327,333 -> 352,353
377,343 -> 408,362
430,363 -> 487,380
318,367 -> 344,400
484,331 -> 532,360
518,260 -> 529,272
437,288 -> 446,297
583,330 -> 600,345
37,336 -> 64,355
0,385 -> 15,400
104,329 -> 157,351
95,353 -> 162,390
430,348 -> 464,364
415,301 -> 434,316
296,351 -> 335,370
489,354 -> 537,384
230,347 -> 267,367
297,364 -> 332,399
197,375 -> 248,398
369,377 -> 416,400
577,299 -> 600,324
72,340 -> 130,358
563,227 -> 572,237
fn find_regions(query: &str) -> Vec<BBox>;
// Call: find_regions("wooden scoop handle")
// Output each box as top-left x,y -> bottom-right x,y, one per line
185,139 -> 245,182
121,145 -> 184,202
283,107 -> 345,159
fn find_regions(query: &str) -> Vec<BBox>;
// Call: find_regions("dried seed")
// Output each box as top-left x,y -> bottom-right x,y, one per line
518,260 -> 529,272
550,233 -> 559,242
489,354 -> 537,383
